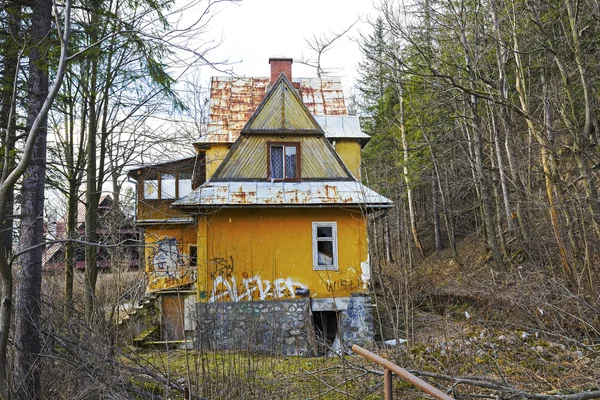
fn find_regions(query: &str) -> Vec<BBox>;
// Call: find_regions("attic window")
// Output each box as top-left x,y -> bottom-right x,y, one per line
268,142 -> 300,181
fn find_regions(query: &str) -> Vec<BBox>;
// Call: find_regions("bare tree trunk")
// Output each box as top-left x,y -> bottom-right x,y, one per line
422,126 -> 458,260
65,182 -> 78,315
14,0 -> 52,397
84,52 -> 99,324
489,0 -> 530,246
432,171 -> 443,252
488,116 -> 508,258
528,0 -> 600,242
0,0 -> 70,395
455,0 -> 503,269
511,17 -> 572,277
64,73 -> 88,316
0,5 -> 20,262
395,75 -> 425,258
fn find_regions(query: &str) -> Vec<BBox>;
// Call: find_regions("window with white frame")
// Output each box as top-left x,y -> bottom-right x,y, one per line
312,222 -> 338,270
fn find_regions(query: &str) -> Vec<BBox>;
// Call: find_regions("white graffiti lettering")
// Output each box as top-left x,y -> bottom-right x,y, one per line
209,275 -> 305,302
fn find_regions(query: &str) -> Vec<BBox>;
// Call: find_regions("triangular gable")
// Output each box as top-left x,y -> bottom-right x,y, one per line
210,135 -> 353,181
242,73 -> 324,134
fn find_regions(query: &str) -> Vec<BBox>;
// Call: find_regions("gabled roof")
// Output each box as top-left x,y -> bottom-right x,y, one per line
205,75 -> 354,182
242,74 -> 323,135
55,194 -> 113,234
202,75 -> 356,143
172,73 -> 393,209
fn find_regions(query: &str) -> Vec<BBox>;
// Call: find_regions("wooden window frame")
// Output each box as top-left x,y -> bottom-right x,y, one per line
312,222 -> 338,271
267,142 -> 301,182
143,173 -> 193,200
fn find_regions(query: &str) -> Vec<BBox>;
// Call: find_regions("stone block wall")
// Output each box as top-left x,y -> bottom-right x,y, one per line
196,299 -> 311,356
196,295 -> 374,356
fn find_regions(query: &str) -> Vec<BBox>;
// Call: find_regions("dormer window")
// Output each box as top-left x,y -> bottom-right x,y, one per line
268,142 -> 300,181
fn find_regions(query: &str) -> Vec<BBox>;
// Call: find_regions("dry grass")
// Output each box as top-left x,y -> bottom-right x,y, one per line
33,236 -> 600,399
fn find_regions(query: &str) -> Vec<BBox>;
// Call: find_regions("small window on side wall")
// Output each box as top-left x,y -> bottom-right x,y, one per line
312,222 -> 338,271
269,143 -> 299,181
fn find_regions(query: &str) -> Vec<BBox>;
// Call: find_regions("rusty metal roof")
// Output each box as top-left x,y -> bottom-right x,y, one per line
203,76 -> 351,143
172,181 -> 392,209
314,115 -> 371,142
242,74 -> 323,134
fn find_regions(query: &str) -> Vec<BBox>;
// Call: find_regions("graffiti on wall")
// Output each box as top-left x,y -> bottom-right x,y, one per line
324,277 -> 363,294
148,237 -> 195,291
209,257 -> 234,280
210,274 -> 305,302
206,256 -> 306,302
345,298 -> 364,320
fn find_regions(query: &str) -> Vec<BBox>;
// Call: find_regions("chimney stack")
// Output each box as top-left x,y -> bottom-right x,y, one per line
269,57 -> 293,84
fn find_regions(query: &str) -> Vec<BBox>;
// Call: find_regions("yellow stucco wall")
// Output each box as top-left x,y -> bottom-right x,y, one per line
196,208 -> 369,303
144,225 -> 198,291
334,140 -> 362,179
205,144 -> 231,179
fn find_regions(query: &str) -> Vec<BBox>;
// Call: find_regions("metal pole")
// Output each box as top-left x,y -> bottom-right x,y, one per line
352,345 -> 455,400
384,368 -> 393,400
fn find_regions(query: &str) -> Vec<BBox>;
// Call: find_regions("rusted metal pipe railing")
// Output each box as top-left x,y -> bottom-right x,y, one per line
352,344 -> 455,400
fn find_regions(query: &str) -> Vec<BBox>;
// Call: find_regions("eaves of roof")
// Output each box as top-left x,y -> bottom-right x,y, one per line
172,181 -> 393,209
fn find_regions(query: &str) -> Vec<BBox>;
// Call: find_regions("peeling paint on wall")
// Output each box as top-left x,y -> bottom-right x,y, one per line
360,255 -> 370,290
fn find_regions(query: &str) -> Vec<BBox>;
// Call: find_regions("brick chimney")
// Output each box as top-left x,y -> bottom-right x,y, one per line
269,57 -> 293,84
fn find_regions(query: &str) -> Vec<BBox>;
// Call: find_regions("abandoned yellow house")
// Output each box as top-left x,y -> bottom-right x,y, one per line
128,58 -> 392,354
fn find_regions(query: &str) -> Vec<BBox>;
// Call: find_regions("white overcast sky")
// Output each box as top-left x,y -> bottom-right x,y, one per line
195,0 -> 378,90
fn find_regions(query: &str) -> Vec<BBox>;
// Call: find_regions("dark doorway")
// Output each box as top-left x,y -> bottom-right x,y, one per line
312,311 -> 338,355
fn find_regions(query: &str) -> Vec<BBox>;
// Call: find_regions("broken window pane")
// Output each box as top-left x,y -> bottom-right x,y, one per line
144,175 -> 159,199
161,174 -> 176,199
285,146 -> 297,179
270,146 -> 284,179
317,240 -> 334,266
313,222 -> 337,270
